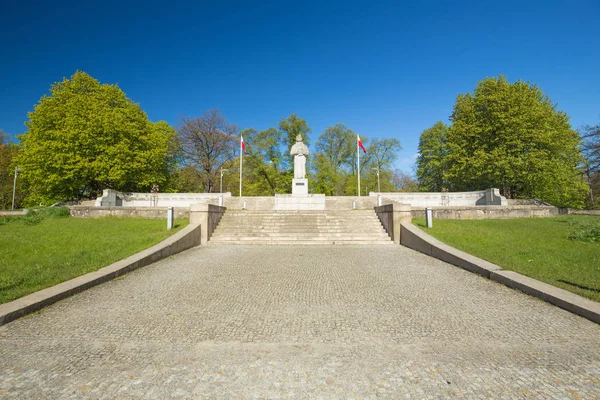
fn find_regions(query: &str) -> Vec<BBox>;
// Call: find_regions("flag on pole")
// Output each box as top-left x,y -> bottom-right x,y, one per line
357,134 -> 367,153
241,135 -> 247,154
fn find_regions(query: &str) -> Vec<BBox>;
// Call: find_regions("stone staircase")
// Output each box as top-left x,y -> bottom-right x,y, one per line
209,210 -> 393,245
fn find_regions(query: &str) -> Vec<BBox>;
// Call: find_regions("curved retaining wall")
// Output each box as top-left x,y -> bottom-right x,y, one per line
0,224 -> 201,326
399,223 -> 600,324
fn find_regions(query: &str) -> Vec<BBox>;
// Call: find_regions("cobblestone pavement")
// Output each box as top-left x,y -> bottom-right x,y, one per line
1,245 -> 599,399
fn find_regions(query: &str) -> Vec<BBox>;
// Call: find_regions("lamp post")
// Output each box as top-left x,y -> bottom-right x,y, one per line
11,167 -> 21,210
220,167 -> 228,194
372,167 -> 380,193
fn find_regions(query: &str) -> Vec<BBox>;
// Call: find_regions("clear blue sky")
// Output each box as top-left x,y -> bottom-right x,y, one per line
1,0 -> 599,173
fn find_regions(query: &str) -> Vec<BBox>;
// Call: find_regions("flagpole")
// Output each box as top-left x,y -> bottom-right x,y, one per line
239,136 -> 243,197
357,137 -> 361,197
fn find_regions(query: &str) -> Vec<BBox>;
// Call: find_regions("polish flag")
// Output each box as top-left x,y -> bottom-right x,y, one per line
241,135 -> 247,154
357,134 -> 367,153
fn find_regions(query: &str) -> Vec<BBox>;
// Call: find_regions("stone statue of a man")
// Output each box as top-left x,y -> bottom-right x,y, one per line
290,134 -> 309,179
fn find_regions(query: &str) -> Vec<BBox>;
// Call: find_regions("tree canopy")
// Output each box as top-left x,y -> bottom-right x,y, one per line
16,72 -> 176,205
416,121 -> 449,192
416,76 -> 588,208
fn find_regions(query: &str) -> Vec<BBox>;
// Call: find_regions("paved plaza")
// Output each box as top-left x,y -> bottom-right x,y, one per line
1,245 -> 599,399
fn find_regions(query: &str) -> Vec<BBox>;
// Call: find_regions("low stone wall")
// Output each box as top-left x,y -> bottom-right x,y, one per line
563,209 -> 600,217
1,210 -> 26,216
190,204 -> 226,243
223,196 -> 378,210
0,223 -> 201,326
399,223 -> 600,324
374,202 -> 412,244
375,188 -> 507,207
326,196 -> 377,210
95,189 -> 230,207
374,204 -> 393,240
70,206 -> 190,219
410,206 -> 557,220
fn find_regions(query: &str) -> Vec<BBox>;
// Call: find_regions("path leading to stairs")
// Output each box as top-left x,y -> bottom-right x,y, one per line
1,245 -> 599,398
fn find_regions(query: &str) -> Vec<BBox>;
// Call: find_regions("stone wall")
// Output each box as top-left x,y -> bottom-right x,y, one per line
374,188 -> 507,207
410,206 -> 558,220
562,209 -> 600,216
223,196 -> 377,210
95,189 -> 230,207
70,206 -> 190,219
190,204 -> 227,243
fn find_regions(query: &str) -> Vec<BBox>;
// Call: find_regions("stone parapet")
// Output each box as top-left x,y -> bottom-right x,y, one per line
374,202 -> 412,244
95,189 -> 230,208
410,205 -> 557,219
373,188 -> 507,207
399,222 -> 600,324
70,206 -> 190,219
190,203 -> 227,244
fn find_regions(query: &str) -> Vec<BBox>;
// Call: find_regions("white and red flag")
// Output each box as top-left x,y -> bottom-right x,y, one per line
241,135 -> 247,154
357,134 -> 367,153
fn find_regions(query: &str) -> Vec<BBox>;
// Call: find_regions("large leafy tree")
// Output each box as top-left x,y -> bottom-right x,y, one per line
16,72 -> 175,204
279,113 -> 312,149
445,76 -> 588,208
416,121 -> 449,191
313,123 -> 355,195
244,127 -> 292,195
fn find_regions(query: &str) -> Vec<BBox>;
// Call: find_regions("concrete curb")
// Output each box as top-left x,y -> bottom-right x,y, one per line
400,223 -> 600,324
0,223 -> 201,327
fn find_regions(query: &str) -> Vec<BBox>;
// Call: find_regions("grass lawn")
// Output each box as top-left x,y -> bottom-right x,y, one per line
0,211 -> 188,303
413,216 -> 600,302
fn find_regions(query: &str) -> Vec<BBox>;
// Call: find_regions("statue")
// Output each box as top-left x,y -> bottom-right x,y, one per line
290,134 -> 309,179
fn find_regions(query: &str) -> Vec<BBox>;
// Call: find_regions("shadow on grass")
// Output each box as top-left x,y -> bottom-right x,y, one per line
557,280 -> 600,294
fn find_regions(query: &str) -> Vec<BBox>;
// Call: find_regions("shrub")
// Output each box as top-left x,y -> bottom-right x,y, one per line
567,220 -> 600,243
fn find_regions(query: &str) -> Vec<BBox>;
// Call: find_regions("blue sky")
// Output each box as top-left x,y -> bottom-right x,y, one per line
1,0 -> 599,173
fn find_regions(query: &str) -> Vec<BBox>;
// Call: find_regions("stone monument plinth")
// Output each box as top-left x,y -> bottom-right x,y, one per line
292,178 -> 308,195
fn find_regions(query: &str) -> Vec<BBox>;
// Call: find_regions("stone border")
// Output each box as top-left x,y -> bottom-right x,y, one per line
400,223 -> 600,324
0,223 -> 201,327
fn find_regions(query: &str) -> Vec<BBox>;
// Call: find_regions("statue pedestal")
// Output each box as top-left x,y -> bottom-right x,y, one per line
292,178 -> 308,195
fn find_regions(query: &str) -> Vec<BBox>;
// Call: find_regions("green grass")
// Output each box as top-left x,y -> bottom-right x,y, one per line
413,216 -> 600,302
0,211 -> 188,303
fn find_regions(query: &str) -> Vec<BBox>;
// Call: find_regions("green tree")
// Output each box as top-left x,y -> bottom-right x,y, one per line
445,76 -> 588,208
367,138 -> 402,171
16,72 -> 175,204
244,127 -> 291,195
279,113 -> 312,149
313,123 -> 355,195
416,121 -> 449,191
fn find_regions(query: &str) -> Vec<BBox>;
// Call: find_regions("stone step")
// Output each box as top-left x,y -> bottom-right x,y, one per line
216,223 -> 383,228
210,236 -> 390,242
208,240 -> 394,245
214,227 -> 385,235
224,211 -> 376,214
210,209 -> 391,245
221,217 -> 378,220
211,232 -> 390,238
